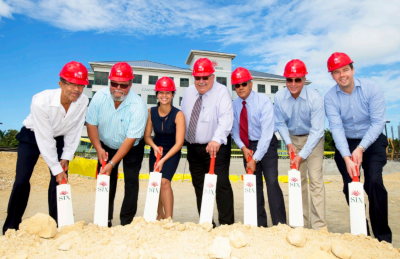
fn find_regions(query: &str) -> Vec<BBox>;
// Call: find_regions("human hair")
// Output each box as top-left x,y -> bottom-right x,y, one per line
60,77 -> 67,83
349,63 -> 354,69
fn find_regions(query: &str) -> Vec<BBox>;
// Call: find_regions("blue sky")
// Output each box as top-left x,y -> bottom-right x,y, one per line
0,0 -> 399,139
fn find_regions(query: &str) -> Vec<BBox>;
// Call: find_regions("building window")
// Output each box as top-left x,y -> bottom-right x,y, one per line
138,94 -> 141,97
133,74 -> 142,84
94,72 -> 109,85
271,85 -> 279,93
149,76 -> 158,85
169,77 -> 174,81
216,77 -> 227,86
232,85 -> 236,91
171,98 -> 173,106
92,92 -> 96,97
179,97 -> 183,106
87,80 -> 94,89
147,95 -> 157,104
88,98 -> 92,107
258,84 -> 266,93
180,78 -> 189,87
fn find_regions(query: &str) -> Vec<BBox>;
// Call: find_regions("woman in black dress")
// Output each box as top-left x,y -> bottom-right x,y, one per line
144,77 -> 185,220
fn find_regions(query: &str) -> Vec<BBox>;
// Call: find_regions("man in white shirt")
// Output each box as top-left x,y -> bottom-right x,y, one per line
181,58 -> 234,226
3,61 -> 89,234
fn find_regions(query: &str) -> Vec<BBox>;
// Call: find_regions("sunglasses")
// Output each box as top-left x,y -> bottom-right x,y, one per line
234,82 -> 249,89
194,75 -> 212,81
110,82 -> 130,89
286,78 -> 303,83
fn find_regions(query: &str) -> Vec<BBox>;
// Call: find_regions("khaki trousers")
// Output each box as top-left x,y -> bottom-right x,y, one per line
290,134 -> 326,230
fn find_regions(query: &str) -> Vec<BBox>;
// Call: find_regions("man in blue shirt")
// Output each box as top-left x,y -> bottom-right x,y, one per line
231,67 -> 286,227
274,59 -> 326,230
324,52 -> 391,242
86,62 -> 148,227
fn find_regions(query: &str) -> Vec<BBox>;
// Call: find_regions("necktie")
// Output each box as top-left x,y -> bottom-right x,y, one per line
240,101 -> 249,148
187,94 -> 203,143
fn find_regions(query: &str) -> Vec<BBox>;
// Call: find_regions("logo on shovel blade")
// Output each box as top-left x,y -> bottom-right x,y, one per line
59,190 -> 69,196
246,182 -> 253,188
99,181 -> 107,187
151,182 -> 158,187
206,182 -> 214,188
351,190 -> 360,196
290,177 -> 298,182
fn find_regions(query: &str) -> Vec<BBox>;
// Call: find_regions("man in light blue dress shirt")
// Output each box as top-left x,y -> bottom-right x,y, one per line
325,52 -> 391,242
231,67 -> 286,227
274,59 -> 326,230
86,62 -> 147,227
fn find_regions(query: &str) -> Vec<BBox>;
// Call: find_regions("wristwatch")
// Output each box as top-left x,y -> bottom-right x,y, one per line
109,160 -> 116,168
253,158 -> 260,163
357,145 -> 366,152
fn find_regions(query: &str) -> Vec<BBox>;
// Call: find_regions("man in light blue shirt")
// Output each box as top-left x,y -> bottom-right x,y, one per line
86,62 -> 147,227
274,59 -> 326,230
325,52 -> 391,243
231,67 -> 286,227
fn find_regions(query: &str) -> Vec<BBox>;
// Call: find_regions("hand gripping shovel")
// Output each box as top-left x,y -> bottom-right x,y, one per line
288,152 -> 304,227
199,155 -> 217,225
243,151 -> 257,227
349,157 -> 367,235
143,146 -> 163,222
94,158 -> 110,227
57,167 -> 74,228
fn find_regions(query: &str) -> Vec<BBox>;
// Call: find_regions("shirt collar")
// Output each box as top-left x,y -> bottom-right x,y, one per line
335,78 -> 361,93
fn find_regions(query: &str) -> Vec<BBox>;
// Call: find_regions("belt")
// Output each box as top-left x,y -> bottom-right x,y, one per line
294,134 -> 309,137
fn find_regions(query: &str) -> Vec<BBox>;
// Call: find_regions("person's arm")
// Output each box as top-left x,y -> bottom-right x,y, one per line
30,101 -> 66,183
155,111 -> 185,171
274,94 -> 297,158
61,97 -> 89,171
100,137 -> 136,175
298,95 -> 325,159
325,93 -> 356,177
206,88 -> 233,157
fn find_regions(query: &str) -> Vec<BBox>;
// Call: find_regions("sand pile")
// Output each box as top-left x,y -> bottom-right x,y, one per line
0,214 -> 399,259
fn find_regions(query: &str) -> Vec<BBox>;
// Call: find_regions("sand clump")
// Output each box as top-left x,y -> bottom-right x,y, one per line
0,214 -> 399,259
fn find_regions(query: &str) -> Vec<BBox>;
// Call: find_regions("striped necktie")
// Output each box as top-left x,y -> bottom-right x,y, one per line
187,94 -> 203,143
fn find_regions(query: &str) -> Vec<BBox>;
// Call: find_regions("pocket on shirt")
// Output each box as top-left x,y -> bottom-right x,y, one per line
199,107 -> 212,123
118,120 -> 128,137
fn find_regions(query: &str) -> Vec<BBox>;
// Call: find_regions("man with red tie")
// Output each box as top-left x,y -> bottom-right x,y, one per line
231,67 -> 287,227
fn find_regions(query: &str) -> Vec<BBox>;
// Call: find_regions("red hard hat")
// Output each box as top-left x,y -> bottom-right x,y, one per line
327,52 -> 354,72
231,67 -> 253,85
109,62 -> 134,81
283,59 -> 308,77
155,77 -> 176,91
59,61 -> 89,85
192,58 -> 215,76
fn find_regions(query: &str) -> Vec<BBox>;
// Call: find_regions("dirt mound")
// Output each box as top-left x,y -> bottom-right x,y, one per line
0,214 -> 399,259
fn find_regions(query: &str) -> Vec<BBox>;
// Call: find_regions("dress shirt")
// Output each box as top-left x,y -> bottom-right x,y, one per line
232,91 -> 275,161
23,89 -> 88,176
274,86 -> 325,159
324,78 -> 386,158
181,81 -> 233,145
86,87 -> 147,149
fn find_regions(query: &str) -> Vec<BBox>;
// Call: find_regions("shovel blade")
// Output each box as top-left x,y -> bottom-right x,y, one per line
56,184 -> 74,228
349,182 -> 367,235
143,172 -> 162,222
243,174 -> 257,227
288,168 -> 304,227
94,174 -> 110,227
199,174 -> 217,225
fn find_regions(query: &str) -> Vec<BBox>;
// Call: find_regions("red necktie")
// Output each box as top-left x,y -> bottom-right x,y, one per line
240,101 -> 249,148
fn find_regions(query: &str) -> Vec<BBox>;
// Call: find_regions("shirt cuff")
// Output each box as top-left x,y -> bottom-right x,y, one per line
359,139 -> 372,151
340,149 -> 351,158
61,151 -> 74,161
298,149 -> 311,160
50,163 -> 64,176
212,136 -> 224,145
253,151 -> 264,162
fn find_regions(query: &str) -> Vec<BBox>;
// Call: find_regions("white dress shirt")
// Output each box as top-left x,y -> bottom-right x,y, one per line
23,89 -> 88,176
181,81 -> 233,145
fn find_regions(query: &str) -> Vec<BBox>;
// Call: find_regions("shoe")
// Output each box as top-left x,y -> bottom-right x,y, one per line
108,220 -> 112,228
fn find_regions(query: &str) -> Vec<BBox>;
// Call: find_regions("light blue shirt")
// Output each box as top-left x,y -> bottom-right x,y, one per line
232,91 -> 276,161
86,87 -> 148,149
324,78 -> 386,158
274,86 -> 325,159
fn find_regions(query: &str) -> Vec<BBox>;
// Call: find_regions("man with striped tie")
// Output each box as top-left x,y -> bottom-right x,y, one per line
231,67 -> 287,227
181,58 -> 234,226
86,62 -> 147,227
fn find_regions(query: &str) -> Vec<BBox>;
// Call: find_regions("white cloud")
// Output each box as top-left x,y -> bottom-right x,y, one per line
2,0 -> 400,99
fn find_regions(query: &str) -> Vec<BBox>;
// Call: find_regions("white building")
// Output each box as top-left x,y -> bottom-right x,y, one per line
81,50 -> 310,150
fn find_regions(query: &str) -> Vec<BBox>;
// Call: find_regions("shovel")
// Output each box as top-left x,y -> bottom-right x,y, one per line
288,152 -> 304,227
243,151 -> 257,227
199,155 -> 217,225
56,167 -> 74,228
349,157 -> 367,235
94,156 -> 110,227
143,146 -> 163,222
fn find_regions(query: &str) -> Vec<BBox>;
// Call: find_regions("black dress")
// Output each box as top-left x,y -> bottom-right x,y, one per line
149,106 -> 181,181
